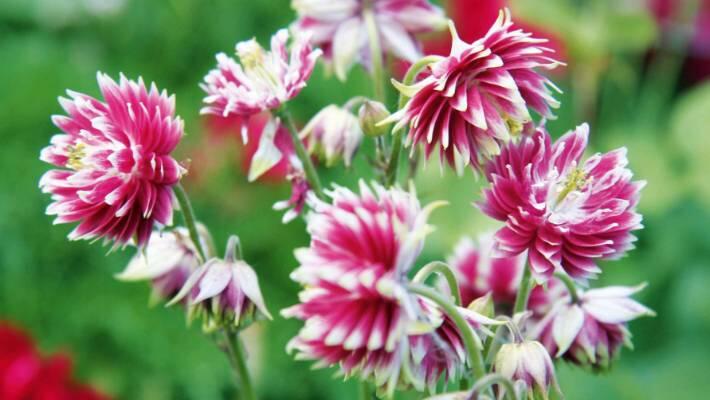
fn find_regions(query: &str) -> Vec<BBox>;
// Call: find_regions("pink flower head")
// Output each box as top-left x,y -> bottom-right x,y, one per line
283,181 -> 487,393
292,0 -> 446,80
273,158 -> 313,224
446,234 -> 525,308
479,123 -> 645,282
116,226 -> 212,302
200,29 -> 321,139
170,236 -> 272,331
301,105 -> 364,167
39,73 -> 185,247
385,9 -> 561,173
529,282 -> 654,370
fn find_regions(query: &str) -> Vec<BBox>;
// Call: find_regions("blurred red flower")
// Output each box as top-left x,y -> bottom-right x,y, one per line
0,321 -> 109,400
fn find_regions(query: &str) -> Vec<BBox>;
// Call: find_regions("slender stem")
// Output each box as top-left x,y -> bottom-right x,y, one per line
274,107 -> 325,199
407,284 -> 486,382
363,7 -> 385,103
223,329 -> 257,400
467,373 -> 517,400
359,381 -> 371,400
174,182 -> 207,262
384,55 -> 441,187
513,266 -> 534,315
554,272 -> 580,303
483,325 -> 506,364
412,261 -> 462,306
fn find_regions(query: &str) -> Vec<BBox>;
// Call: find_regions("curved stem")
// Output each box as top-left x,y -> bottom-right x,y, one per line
223,329 -> 257,400
363,8 -> 385,103
384,55 -> 441,187
407,284 -> 486,382
467,373 -> 517,400
554,272 -> 580,303
274,106 -> 325,199
174,182 -> 207,262
412,261 -> 462,306
513,266 -> 534,314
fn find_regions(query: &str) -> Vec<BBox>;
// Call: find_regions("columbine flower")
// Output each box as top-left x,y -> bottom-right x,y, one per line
273,158 -> 313,223
384,9 -> 561,173
479,123 -> 645,282
283,181 -> 478,394
116,226 -> 212,302
301,105 -> 363,167
292,0 -> 446,80
358,100 -> 391,137
528,282 -> 655,370
39,73 -> 185,247
170,236 -> 272,331
200,29 -> 321,141
495,339 -> 559,400
446,234 -> 525,308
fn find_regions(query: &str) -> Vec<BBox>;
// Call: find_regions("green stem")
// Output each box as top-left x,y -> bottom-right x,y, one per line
468,373 -> 517,400
554,272 -> 580,303
174,182 -> 207,262
223,329 -> 257,400
412,261 -> 462,306
274,106 -> 325,199
407,284 -> 486,382
513,266 -> 534,314
359,381 -> 371,400
363,7 -> 385,103
384,55 -> 441,187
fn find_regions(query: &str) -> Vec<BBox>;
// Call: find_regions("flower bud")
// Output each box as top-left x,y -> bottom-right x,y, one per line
358,100 -> 391,137
301,105 -> 363,167
467,292 -> 495,319
116,226 -> 212,303
495,340 -> 559,400
169,236 -> 272,331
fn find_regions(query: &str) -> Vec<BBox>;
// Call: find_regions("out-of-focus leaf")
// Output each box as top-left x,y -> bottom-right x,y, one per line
604,12 -> 658,53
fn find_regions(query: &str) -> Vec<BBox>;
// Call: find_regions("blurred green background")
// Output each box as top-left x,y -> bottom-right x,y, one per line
1,0 -> 709,399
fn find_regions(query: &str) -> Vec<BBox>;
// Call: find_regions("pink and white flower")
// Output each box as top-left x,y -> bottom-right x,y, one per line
39,73 -> 185,247
494,339 -> 559,399
301,105 -> 363,167
528,282 -> 654,369
385,9 -> 561,173
446,234 -> 525,308
170,236 -> 272,331
283,181 -> 487,393
116,226 -> 211,302
479,123 -> 644,282
291,0 -> 446,80
200,29 -> 321,141
273,158 -> 313,224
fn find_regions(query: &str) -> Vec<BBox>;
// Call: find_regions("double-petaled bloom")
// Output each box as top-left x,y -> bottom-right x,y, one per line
283,181 -> 490,394
200,29 -> 321,142
291,0 -> 446,80
479,123 -> 645,282
494,339 -> 559,400
170,236 -> 272,331
446,234 -> 525,308
301,105 -> 364,167
39,73 -> 185,247
116,226 -> 211,302
528,282 -> 654,370
385,9 -> 561,173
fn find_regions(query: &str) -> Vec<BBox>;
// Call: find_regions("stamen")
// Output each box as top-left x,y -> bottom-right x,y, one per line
505,117 -> 524,136
66,142 -> 87,170
237,39 -> 281,90
556,168 -> 589,204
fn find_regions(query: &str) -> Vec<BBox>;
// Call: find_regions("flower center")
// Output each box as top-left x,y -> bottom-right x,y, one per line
504,117 -> 524,136
66,142 -> 87,170
556,167 -> 589,204
237,39 -> 281,91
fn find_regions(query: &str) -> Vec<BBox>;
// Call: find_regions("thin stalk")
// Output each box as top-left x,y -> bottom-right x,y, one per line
363,7 -> 385,103
223,330 -> 257,400
407,284 -> 486,382
359,381 -> 371,400
554,272 -> 580,303
174,182 -> 207,262
513,266 -> 534,314
467,373 -> 517,400
274,107 -> 325,199
412,261 -> 462,306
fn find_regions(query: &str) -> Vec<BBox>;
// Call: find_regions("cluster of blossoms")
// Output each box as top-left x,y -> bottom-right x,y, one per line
37,2 -> 654,400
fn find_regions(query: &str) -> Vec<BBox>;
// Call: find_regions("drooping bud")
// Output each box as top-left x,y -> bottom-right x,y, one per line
358,100 -> 391,137
467,292 -> 495,319
300,105 -> 363,167
116,226 -> 212,303
494,340 -> 559,400
169,236 -> 272,331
